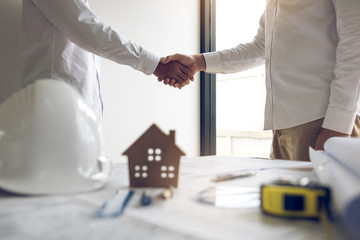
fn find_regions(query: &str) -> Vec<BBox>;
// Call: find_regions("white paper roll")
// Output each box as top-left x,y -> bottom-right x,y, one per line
310,147 -> 360,237
325,137 -> 360,177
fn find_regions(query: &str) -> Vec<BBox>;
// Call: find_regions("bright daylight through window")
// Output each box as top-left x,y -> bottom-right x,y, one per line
216,0 -> 272,158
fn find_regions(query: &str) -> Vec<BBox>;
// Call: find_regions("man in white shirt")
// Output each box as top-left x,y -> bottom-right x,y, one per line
21,0 -> 192,121
161,0 -> 360,161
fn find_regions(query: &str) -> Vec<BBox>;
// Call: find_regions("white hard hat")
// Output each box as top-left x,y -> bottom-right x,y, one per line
0,79 -> 112,195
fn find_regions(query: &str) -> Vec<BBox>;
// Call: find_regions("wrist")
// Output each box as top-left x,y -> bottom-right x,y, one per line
320,128 -> 350,137
153,61 -> 163,78
193,54 -> 206,72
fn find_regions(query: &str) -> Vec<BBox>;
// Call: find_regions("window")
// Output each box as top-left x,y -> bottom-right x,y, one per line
216,0 -> 271,158
148,148 -> 162,162
201,0 -> 272,157
134,165 -> 148,178
160,165 -> 175,179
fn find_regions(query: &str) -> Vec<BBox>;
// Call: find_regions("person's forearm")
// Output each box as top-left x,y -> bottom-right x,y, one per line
324,0 -> 360,134
33,0 -> 159,75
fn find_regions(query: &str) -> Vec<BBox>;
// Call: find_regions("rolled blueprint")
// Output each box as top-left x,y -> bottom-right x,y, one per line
324,137 -> 360,177
309,137 -> 360,238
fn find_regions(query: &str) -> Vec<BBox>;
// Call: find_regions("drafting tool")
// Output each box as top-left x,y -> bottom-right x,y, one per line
212,162 -> 313,183
260,180 -> 330,219
212,169 -> 257,182
95,190 -> 134,218
194,186 -> 260,209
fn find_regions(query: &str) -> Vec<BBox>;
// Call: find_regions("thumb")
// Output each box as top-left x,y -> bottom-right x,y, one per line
162,54 -> 178,64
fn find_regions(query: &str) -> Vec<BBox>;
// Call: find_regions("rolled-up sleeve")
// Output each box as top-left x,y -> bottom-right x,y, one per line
31,0 -> 159,75
323,0 -> 360,134
203,12 -> 265,74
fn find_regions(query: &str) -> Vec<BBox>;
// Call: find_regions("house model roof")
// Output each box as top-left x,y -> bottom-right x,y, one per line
123,124 -> 185,156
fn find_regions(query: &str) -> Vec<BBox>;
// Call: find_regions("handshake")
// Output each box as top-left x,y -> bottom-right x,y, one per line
153,54 -> 206,89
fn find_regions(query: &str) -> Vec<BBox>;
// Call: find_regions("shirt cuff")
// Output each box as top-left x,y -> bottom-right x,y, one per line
322,106 -> 357,134
203,52 -> 222,73
135,49 -> 160,75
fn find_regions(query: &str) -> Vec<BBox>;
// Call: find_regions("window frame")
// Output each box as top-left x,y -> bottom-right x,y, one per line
200,0 -> 217,156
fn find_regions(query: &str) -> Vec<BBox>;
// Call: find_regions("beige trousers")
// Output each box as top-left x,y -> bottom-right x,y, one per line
270,115 -> 360,162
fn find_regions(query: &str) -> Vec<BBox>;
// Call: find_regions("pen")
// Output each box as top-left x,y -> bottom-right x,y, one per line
212,169 -> 257,182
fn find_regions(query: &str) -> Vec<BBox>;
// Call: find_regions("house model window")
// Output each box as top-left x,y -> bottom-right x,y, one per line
123,124 -> 185,188
148,148 -> 162,161
161,166 -> 175,178
134,165 -> 148,178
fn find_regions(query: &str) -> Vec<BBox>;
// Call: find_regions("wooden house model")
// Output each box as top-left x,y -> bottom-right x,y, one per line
123,124 -> 185,188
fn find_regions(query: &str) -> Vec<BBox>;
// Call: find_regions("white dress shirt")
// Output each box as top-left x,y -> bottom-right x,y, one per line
204,0 -> 360,134
21,0 -> 160,121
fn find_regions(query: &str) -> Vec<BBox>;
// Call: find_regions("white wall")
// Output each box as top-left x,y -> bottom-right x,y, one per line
0,0 -> 200,162
89,0 -> 201,162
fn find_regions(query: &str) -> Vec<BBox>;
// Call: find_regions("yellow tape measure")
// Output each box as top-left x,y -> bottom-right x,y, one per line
261,180 -> 331,219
